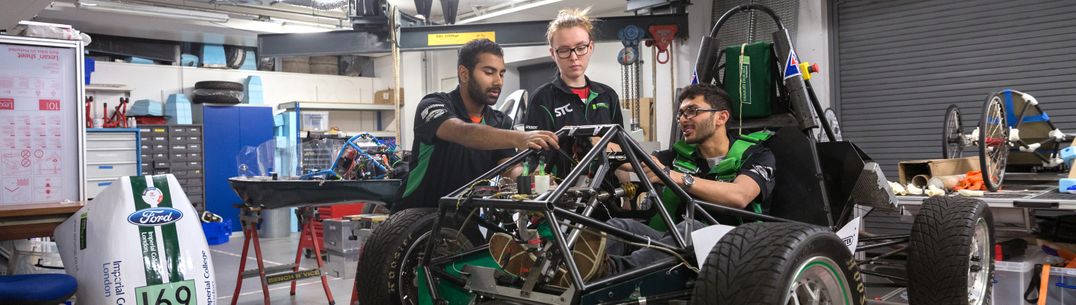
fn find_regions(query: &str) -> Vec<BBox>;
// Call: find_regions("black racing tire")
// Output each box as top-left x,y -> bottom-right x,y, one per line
191,94 -> 240,104
691,222 -> 865,305
908,196 -> 995,305
356,208 -> 482,305
194,80 -> 244,91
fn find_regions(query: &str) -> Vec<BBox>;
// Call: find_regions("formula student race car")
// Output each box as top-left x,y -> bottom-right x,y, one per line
357,4 -> 994,305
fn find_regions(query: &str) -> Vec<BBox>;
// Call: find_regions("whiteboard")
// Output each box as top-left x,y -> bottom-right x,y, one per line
0,36 -> 84,206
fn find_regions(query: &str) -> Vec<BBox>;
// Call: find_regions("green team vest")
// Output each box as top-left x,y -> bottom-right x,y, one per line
648,130 -> 774,231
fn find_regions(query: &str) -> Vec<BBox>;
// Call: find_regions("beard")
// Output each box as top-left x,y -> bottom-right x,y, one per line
465,77 -> 499,106
684,116 -> 717,144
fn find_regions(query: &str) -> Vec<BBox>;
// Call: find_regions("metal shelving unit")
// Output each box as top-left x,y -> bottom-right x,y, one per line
277,102 -> 398,175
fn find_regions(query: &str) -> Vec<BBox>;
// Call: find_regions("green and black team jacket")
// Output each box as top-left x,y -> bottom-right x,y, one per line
394,87 -> 515,212
524,75 -> 623,176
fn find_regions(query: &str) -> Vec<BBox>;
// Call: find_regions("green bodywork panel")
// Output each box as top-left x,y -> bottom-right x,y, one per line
418,251 -> 501,305
579,264 -> 693,304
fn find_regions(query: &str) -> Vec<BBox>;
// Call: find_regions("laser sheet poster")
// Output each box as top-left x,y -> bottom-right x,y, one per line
0,41 -> 78,206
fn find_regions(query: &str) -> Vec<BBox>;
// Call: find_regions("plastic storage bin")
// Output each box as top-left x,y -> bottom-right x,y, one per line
1045,265 -> 1076,304
993,258 -> 1038,304
202,219 -> 233,245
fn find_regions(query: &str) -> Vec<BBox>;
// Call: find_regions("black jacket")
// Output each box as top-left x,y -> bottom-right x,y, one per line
524,75 -> 623,177
394,88 -> 515,212
524,75 -> 623,132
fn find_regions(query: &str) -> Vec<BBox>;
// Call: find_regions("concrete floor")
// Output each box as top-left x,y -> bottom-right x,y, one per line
211,232 -> 355,305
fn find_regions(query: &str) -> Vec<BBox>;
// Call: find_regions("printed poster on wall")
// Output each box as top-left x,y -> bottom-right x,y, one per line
0,42 -> 78,206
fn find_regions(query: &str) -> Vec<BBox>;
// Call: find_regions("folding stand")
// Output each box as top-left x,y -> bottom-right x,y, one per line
230,205 -> 336,305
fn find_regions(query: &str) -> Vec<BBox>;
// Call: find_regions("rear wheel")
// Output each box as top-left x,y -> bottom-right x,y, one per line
979,93 -> 1009,191
908,196 -> 994,305
943,104 -> 964,159
691,222 -> 865,305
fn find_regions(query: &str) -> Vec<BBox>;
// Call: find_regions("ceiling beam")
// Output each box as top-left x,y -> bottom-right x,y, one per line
400,13 -> 688,49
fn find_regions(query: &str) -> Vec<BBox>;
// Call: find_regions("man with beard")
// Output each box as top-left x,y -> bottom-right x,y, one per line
641,83 -> 777,228
490,83 -> 777,281
595,83 -> 778,274
393,39 -> 559,213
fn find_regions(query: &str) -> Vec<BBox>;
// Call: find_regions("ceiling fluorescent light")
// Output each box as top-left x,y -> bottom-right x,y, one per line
221,19 -> 335,33
79,0 -> 230,23
456,0 -> 562,24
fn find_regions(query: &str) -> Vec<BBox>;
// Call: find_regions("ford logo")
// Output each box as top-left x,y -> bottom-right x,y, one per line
127,207 -> 183,226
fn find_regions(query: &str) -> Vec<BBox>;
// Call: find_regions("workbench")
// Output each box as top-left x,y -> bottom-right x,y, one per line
0,202 -> 82,240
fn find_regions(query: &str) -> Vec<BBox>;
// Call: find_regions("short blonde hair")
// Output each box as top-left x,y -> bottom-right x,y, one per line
546,7 -> 594,45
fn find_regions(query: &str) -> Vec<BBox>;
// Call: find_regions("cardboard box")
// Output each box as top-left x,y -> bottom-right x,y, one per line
343,214 -> 388,230
374,88 -> 403,105
620,98 -> 655,140
640,97 -> 654,141
282,56 -> 310,74
897,156 -> 980,185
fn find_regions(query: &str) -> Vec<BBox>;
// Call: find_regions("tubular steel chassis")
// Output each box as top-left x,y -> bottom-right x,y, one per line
413,4 -> 924,304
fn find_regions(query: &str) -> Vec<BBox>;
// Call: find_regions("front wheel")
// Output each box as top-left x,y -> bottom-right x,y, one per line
908,196 -> 994,305
691,222 -> 865,305
355,208 -> 481,305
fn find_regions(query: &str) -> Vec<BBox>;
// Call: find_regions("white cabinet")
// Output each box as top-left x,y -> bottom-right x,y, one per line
84,128 -> 141,199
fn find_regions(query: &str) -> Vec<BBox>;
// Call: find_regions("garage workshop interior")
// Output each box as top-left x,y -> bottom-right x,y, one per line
3,1 -> 1076,304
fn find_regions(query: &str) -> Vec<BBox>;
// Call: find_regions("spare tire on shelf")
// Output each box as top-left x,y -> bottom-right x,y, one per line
193,81 -> 244,104
194,81 -> 244,91
192,93 -> 241,104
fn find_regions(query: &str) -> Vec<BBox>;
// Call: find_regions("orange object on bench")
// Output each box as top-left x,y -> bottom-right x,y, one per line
953,170 -> 987,191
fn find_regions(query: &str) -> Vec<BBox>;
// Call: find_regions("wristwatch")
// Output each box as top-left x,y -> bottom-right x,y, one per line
681,173 -> 695,190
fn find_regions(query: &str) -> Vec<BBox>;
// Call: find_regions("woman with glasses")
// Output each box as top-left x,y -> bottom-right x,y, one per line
523,7 -> 624,177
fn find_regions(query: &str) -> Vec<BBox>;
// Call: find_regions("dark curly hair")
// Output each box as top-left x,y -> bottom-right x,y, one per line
457,38 -> 503,72
677,83 -> 732,111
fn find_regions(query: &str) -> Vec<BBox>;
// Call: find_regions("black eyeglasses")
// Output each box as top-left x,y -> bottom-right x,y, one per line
677,107 -> 721,119
554,43 -> 592,59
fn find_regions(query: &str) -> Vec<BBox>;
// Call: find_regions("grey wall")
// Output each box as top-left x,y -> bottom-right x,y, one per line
835,0 -> 1076,178
517,61 -> 557,98
833,0 -> 1076,235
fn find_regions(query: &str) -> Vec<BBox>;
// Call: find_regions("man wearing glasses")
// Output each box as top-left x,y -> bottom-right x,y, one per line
523,8 -> 624,177
597,83 -> 777,276
641,83 -> 777,230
